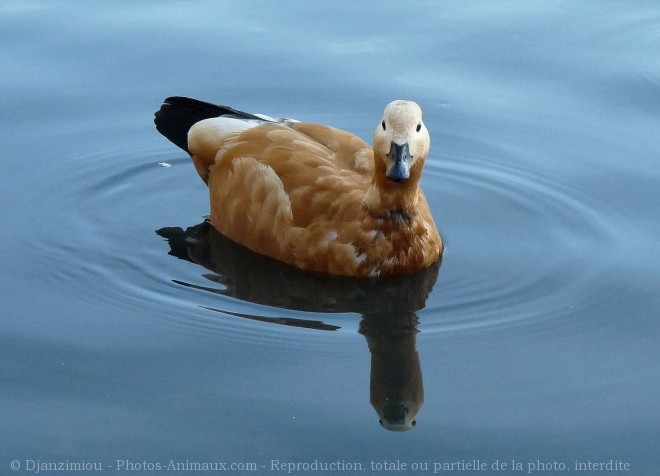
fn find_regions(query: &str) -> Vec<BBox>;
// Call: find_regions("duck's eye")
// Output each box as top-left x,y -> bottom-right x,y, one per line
381,120 -> 386,131
416,122 -> 422,132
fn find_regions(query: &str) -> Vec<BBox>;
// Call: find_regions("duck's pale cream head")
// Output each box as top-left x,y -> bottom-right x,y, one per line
373,100 -> 430,182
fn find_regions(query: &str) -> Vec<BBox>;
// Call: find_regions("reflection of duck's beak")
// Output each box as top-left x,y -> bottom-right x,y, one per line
380,403 -> 416,432
383,403 -> 408,423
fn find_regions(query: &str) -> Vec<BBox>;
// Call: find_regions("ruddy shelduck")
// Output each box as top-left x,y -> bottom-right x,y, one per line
155,97 -> 443,277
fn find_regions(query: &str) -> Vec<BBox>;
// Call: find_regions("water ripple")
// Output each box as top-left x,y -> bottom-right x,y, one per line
421,147 -> 620,338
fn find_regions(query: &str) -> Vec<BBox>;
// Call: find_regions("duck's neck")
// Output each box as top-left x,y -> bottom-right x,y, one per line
362,170 -> 421,221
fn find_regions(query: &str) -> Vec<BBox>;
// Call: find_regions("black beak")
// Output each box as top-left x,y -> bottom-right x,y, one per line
386,142 -> 411,182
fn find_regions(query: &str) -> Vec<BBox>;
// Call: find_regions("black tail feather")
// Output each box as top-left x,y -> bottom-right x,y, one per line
154,96 -> 264,153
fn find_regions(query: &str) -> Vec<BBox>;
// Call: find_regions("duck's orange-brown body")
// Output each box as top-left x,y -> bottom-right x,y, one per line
155,97 -> 442,277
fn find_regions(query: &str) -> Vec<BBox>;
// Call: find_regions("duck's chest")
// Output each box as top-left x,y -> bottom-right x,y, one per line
357,215 -> 440,277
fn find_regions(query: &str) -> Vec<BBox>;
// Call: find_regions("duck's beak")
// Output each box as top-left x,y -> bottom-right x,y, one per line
386,142 -> 411,182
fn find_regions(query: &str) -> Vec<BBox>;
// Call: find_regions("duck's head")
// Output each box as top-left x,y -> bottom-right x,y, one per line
373,100 -> 430,183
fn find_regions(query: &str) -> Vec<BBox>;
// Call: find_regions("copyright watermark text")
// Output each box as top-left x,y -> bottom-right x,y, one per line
8,457 -> 633,474
11,460 -> 102,473
9,459 -> 259,473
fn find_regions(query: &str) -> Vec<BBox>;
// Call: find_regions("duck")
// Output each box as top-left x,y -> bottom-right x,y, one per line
154,96 -> 443,277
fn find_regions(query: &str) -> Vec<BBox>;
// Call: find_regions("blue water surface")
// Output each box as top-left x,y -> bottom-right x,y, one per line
1,1 -> 659,475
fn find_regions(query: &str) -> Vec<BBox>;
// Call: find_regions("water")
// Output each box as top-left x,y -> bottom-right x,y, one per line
2,1 -> 659,474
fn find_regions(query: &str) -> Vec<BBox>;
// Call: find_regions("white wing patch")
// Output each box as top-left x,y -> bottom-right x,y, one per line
255,114 -> 300,127
188,116 -> 264,157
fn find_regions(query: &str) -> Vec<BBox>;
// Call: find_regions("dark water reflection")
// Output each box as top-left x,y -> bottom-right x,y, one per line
158,221 -> 437,431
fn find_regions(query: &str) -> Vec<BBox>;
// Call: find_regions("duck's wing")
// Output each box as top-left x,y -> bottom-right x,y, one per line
289,122 -> 373,174
186,116 -> 374,266
187,115 -> 373,185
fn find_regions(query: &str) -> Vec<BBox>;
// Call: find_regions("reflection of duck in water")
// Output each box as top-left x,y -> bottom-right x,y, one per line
157,221 -> 439,431
360,314 -> 423,432
154,97 -> 442,277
